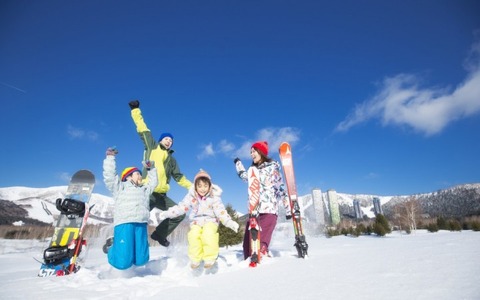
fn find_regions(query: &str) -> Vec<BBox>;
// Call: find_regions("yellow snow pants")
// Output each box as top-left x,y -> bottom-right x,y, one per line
188,222 -> 219,264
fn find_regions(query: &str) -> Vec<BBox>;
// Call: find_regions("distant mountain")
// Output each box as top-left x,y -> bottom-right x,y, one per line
381,183 -> 480,219
329,183 -> 480,220
1,183 -> 479,226
0,186 -> 115,226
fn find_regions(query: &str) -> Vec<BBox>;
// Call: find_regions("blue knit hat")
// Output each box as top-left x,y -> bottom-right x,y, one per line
159,132 -> 174,142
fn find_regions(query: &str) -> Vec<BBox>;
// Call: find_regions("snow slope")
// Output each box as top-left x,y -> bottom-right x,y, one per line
0,229 -> 479,300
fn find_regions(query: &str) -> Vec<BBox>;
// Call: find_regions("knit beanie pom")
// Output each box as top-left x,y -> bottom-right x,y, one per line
194,169 -> 211,184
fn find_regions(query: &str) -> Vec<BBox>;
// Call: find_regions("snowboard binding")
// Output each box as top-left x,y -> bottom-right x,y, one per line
43,238 -> 86,265
56,198 -> 86,217
43,245 -> 72,264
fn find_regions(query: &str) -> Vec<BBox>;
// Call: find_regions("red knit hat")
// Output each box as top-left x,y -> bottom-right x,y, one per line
252,141 -> 269,157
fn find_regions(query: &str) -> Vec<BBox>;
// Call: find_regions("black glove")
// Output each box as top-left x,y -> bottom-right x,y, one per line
286,214 -> 292,220
233,157 -> 240,164
129,100 -> 140,110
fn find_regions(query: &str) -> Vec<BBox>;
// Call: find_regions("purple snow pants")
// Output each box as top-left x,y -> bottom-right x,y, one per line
243,213 -> 278,260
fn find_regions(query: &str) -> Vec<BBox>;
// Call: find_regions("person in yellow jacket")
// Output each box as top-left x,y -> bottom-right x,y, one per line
129,100 -> 192,247
152,169 -> 239,269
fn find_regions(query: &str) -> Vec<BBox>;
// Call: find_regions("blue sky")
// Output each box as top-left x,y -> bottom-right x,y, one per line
1,0 -> 479,213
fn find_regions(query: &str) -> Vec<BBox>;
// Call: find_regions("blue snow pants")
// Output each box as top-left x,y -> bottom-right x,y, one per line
108,222 -> 149,270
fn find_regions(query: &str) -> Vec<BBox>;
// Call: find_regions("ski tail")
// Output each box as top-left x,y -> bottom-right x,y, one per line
291,197 -> 308,257
249,215 -> 261,267
295,235 -> 309,258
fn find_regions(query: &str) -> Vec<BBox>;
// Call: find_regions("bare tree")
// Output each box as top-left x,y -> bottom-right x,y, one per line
394,197 -> 421,233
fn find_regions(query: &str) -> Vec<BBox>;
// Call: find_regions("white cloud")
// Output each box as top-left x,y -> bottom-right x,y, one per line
198,127 -> 301,160
234,127 -> 301,159
364,172 -> 379,180
218,140 -> 235,153
336,41 -> 480,136
197,143 -> 215,159
58,172 -> 71,183
67,125 -> 99,141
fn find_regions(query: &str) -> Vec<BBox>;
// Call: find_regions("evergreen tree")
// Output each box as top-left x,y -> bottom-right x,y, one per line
219,204 -> 243,247
447,219 -> 462,231
373,214 -> 391,236
471,221 -> 480,232
355,223 -> 367,236
426,223 -> 439,232
437,217 -> 447,230
373,222 -> 387,236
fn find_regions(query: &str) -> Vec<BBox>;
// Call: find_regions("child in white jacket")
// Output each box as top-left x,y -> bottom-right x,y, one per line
153,169 -> 239,269
103,147 -> 158,270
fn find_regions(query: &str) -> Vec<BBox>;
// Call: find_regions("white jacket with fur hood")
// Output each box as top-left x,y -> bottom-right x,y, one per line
159,184 -> 234,227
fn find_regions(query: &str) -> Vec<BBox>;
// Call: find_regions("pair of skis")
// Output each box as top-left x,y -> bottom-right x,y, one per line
235,142 -> 308,267
279,142 -> 309,259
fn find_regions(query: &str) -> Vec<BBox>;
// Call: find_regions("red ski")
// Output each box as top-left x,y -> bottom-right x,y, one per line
279,142 -> 308,258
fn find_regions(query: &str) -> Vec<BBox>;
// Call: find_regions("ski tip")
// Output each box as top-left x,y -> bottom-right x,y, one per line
249,261 -> 258,268
278,142 -> 290,152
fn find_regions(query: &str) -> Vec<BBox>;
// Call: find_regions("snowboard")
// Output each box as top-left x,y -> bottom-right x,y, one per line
38,170 -> 95,277
278,142 -> 309,258
235,158 -> 261,267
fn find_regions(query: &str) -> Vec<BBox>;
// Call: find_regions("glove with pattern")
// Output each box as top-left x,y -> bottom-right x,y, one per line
142,160 -> 155,170
106,147 -> 118,156
234,158 -> 246,177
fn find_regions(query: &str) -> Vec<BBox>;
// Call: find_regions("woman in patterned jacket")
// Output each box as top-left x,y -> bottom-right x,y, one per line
234,141 -> 291,261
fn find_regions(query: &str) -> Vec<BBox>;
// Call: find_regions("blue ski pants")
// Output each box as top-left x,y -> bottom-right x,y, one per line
108,222 -> 149,270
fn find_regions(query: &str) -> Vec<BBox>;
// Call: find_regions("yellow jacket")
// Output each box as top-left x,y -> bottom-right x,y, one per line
131,108 -> 192,194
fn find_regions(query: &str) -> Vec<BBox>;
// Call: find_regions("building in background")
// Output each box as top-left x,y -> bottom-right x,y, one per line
353,199 -> 363,219
326,189 -> 340,226
373,197 -> 383,215
298,193 -> 315,222
312,188 -> 325,228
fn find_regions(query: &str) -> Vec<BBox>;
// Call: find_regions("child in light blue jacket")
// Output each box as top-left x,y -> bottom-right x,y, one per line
103,147 -> 158,270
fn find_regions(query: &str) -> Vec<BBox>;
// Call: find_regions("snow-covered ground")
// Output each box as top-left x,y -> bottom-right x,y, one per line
0,229 -> 479,300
